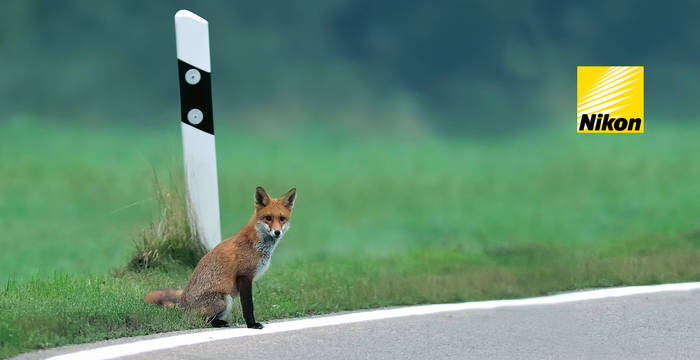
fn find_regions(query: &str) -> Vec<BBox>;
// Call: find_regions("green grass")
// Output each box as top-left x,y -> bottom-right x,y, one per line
0,269 -> 206,358
1,119 -> 700,357
2,241 -> 699,358
127,174 -> 206,270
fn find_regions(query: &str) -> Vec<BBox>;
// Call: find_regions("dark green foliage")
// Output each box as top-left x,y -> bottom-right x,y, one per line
2,1 -> 700,132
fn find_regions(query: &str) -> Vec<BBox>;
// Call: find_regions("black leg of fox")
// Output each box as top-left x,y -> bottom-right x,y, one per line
237,276 -> 263,329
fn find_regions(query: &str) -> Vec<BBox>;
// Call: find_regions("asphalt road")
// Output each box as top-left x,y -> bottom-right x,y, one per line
21,288 -> 700,360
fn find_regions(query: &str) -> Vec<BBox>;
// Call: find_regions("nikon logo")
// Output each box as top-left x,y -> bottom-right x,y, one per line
579,114 -> 642,132
577,66 -> 644,133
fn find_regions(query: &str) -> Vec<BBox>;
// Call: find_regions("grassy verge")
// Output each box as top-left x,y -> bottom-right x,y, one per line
2,233 -> 700,358
0,269 -> 204,358
128,174 -> 205,271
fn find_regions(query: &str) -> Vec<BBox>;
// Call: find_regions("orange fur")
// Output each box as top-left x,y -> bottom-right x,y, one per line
144,187 -> 296,328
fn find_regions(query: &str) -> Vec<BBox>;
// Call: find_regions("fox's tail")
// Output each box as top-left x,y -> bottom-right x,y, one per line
144,288 -> 183,307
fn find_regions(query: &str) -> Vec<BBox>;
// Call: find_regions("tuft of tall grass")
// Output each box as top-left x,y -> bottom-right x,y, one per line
127,173 -> 206,271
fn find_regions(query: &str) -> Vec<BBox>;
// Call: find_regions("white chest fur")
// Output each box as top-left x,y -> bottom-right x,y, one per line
255,251 -> 273,280
254,221 -> 288,280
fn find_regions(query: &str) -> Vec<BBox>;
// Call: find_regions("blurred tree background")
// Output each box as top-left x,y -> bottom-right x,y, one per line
2,0 -> 698,134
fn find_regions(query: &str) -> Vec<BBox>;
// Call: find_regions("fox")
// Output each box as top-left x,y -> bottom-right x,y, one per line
144,186 -> 296,329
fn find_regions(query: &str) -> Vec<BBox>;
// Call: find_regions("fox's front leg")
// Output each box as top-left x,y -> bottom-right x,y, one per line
237,276 -> 263,329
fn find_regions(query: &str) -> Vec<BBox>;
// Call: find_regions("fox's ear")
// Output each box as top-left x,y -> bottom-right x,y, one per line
282,188 -> 296,209
255,186 -> 270,208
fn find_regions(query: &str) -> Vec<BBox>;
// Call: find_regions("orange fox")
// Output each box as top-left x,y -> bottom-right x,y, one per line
145,186 -> 296,328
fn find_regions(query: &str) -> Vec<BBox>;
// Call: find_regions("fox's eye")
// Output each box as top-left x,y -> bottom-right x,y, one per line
280,217 -> 287,222
264,215 -> 272,221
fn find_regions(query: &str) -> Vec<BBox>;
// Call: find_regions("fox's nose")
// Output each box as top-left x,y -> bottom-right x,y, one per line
274,230 -> 281,237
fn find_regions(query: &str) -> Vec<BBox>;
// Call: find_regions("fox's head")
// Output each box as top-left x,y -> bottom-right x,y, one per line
254,186 -> 296,240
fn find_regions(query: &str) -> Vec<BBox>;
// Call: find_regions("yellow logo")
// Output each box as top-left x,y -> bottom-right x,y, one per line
577,66 -> 644,133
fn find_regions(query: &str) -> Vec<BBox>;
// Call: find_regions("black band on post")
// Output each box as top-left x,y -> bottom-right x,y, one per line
178,59 -> 214,135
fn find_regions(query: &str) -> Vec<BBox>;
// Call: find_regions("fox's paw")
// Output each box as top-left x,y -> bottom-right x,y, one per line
247,322 -> 264,329
211,319 -> 230,328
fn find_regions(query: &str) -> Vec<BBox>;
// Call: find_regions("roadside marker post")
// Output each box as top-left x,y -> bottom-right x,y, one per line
174,10 -> 222,250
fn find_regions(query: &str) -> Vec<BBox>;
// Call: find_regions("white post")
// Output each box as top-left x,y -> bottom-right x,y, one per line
174,10 -> 222,250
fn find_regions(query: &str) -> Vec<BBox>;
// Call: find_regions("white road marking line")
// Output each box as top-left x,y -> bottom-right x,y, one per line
48,282 -> 700,360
